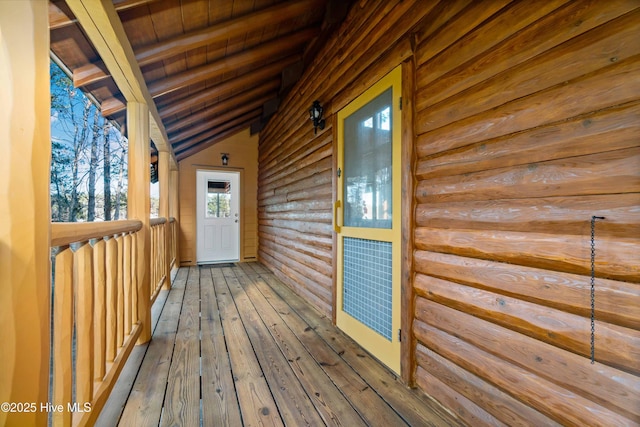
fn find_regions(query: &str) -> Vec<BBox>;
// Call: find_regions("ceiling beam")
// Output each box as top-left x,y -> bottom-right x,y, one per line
148,27 -> 318,99
65,0 -> 176,168
168,95 -> 272,143
173,110 -> 261,153
112,0 -> 159,11
49,0 -> 160,30
71,0 -> 323,87
136,0 -> 325,67
103,54 -> 296,117
174,113 -> 261,160
165,83 -> 277,134
73,60 -> 109,87
159,72 -> 281,120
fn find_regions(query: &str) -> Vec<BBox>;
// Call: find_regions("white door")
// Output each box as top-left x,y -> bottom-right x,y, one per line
196,170 -> 240,264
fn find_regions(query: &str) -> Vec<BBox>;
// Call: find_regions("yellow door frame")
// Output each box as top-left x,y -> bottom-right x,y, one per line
335,65 -> 402,374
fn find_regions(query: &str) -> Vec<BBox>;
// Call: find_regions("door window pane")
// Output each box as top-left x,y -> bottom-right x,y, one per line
206,180 -> 231,218
343,88 -> 392,228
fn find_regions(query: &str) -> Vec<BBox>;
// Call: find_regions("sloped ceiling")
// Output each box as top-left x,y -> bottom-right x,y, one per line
49,0 -> 353,162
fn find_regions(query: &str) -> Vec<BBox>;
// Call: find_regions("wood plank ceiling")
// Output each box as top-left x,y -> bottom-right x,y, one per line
49,0 -> 352,162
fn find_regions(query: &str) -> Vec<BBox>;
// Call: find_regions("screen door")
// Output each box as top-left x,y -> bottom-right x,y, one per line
335,66 -> 402,374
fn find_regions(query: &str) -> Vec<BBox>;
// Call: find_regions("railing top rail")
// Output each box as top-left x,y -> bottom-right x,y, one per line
150,217 -> 167,226
51,220 -> 143,247
169,217 -> 176,223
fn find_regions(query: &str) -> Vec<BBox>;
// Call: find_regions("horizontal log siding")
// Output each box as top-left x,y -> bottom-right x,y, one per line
258,0 -> 640,424
413,1 -> 640,426
258,0 -> 432,315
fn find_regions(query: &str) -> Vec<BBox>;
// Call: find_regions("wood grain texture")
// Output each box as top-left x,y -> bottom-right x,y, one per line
414,250 -> 640,330
414,320 -> 634,426
415,194 -> 640,238
224,267 -> 326,426
416,102 -> 640,181
102,264 -> 460,426
418,8 -> 640,132
416,56 -> 640,155
53,248 -> 74,427
259,268 -> 456,426
414,226 -> 639,283
117,269 -> 187,427
233,267 -> 368,426
200,268 -> 243,427
160,267 -> 201,427
416,147 -> 640,204
414,274 -> 640,375
416,0 -> 639,110
416,348 -> 563,427
214,269 -> 284,427
415,365 -> 507,427
415,298 -> 640,421
75,243 -> 95,405
93,239 -> 107,380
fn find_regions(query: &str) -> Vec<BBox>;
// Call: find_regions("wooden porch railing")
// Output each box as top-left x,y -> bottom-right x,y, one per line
169,217 -> 177,270
50,217 -> 176,426
150,217 -> 167,303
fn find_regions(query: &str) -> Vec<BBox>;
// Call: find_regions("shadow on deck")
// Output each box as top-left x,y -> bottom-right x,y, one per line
96,262 -> 459,426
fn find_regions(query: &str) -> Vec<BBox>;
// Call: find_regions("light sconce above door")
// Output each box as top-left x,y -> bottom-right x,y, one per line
221,153 -> 229,166
309,100 -> 325,135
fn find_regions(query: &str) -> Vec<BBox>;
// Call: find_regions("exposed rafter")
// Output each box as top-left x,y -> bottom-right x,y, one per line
165,85 -> 278,134
49,0 -> 160,30
65,0 -> 177,168
159,72 -> 281,120
102,55 -> 298,117
72,0 -> 324,89
136,0 -> 325,67
168,96 -> 272,144
50,0 -> 350,161
148,27 -> 318,99
173,109 -> 262,153
175,115 -> 261,161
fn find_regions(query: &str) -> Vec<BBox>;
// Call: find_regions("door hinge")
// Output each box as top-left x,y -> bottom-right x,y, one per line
399,97 -> 402,110
398,329 -> 402,342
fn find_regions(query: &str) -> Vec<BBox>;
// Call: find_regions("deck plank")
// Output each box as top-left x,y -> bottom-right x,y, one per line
161,266 -> 201,427
252,269 -> 411,426
233,265 -> 369,426
95,288 -> 170,427
223,266 -> 325,426
116,268 -> 188,427
101,263 -> 460,426
200,266 -> 243,426
260,271 -> 458,427
212,267 -> 284,427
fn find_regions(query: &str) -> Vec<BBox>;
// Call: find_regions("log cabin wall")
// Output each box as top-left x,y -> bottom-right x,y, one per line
258,1 -> 640,425
178,129 -> 258,265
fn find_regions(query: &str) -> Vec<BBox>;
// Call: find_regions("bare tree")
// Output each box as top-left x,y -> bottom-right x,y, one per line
103,121 -> 112,220
113,133 -> 128,220
87,108 -> 101,221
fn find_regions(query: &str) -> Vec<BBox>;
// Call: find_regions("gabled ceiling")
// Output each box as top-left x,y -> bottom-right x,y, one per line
48,0 -> 353,162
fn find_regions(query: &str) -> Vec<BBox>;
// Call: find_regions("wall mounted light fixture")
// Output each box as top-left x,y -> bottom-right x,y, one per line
221,153 -> 229,166
309,100 -> 325,135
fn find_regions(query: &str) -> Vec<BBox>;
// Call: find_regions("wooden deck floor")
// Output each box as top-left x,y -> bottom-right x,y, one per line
96,262 -> 460,426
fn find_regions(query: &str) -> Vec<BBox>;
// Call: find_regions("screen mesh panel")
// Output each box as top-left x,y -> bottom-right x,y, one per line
343,237 -> 393,340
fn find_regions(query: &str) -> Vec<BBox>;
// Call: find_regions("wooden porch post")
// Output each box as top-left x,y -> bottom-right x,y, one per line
158,149 -> 172,289
0,2 -> 51,425
128,102 -> 152,344
170,168 -> 180,267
